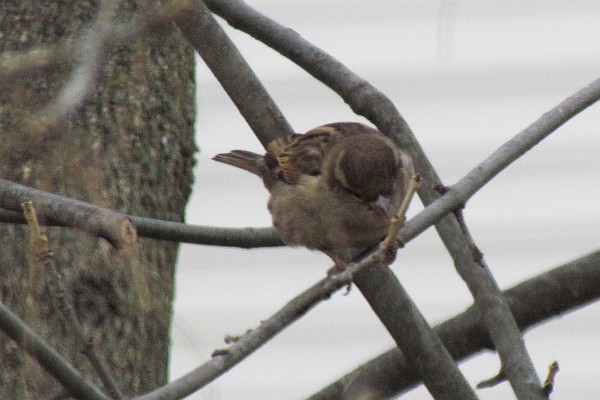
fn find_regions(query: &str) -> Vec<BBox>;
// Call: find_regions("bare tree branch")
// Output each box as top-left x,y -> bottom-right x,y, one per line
399,76 -> 600,243
131,215 -> 283,247
352,264 -> 479,400
0,207 -> 283,248
0,179 -> 135,249
307,249 -> 600,400
0,300 -> 111,400
42,0 -> 120,126
174,0 -> 294,148
542,362 -> 560,398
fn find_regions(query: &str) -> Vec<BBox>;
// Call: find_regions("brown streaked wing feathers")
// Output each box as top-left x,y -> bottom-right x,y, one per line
267,124 -> 369,184
214,123 -> 383,185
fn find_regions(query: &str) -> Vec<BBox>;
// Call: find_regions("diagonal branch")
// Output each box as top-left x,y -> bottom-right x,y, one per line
398,76 -> 600,242
22,201 -> 125,400
0,300 -> 111,400
174,0 -> 294,148
352,263 -> 478,399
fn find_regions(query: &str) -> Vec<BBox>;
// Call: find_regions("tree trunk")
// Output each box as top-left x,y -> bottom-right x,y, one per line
0,1 -> 196,397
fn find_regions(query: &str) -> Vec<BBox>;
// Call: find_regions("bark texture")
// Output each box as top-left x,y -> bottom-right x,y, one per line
0,1 -> 196,397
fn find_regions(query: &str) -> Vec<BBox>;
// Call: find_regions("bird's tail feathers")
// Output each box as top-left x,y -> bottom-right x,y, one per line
212,150 -> 264,176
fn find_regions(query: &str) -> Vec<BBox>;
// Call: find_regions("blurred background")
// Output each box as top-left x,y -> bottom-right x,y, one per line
170,1 -> 600,399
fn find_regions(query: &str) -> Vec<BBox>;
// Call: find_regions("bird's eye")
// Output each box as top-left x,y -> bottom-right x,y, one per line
343,185 -> 372,203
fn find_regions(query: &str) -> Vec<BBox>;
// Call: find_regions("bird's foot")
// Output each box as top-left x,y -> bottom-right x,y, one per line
326,264 -> 343,276
324,250 -> 349,276
326,262 -> 353,295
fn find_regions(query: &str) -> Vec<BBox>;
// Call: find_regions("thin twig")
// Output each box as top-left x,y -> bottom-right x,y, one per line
131,215 -> 283,247
542,362 -> 559,398
476,368 -> 506,389
22,201 -> 125,400
0,300 -> 111,400
383,174 -> 421,248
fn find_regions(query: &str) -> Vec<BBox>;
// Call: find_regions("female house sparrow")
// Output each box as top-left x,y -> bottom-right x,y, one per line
213,122 -> 415,268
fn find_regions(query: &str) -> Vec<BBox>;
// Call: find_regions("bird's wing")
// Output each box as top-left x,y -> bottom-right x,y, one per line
267,123 -> 380,184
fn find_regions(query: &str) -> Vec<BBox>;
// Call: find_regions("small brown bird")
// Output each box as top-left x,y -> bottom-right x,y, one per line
213,122 -> 416,268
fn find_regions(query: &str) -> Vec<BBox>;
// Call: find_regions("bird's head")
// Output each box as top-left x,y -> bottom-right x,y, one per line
326,134 -> 401,204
